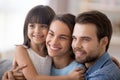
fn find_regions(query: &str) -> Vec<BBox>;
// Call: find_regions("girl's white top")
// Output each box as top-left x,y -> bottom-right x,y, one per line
26,48 -> 52,75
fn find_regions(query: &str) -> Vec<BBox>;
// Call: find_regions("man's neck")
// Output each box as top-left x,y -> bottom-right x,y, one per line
85,51 -> 105,68
85,60 -> 97,68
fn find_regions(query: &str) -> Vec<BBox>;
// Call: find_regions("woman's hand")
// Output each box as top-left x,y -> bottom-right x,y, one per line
68,67 -> 85,80
112,56 -> 120,69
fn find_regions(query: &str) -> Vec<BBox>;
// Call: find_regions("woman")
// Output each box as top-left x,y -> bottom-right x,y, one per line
46,14 -> 85,76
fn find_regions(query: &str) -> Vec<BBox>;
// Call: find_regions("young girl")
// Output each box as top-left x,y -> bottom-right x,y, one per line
3,5 -> 84,80
13,5 -> 54,79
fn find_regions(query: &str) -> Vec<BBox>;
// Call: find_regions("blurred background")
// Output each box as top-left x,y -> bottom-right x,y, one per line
0,0 -> 120,61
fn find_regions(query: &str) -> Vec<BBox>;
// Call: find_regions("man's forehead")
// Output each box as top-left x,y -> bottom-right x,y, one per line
73,23 -> 97,37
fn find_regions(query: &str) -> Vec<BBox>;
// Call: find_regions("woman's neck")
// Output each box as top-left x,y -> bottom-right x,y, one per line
53,54 -> 74,69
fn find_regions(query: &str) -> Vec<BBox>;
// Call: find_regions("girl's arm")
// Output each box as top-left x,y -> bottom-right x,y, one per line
15,45 -> 39,80
15,46 -> 81,80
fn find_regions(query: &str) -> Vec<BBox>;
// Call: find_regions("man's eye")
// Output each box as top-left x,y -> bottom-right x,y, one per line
72,36 -> 76,40
83,37 -> 91,41
48,32 -> 54,36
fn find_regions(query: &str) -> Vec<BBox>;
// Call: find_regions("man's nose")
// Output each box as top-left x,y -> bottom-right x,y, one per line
74,39 -> 82,49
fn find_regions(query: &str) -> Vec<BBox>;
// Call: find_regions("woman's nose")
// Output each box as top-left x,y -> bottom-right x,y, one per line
51,37 -> 59,45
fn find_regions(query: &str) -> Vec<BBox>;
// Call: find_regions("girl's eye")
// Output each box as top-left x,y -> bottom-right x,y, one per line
28,24 -> 35,28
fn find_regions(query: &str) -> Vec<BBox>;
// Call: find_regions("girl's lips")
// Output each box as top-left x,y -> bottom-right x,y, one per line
33,35 -> 44,40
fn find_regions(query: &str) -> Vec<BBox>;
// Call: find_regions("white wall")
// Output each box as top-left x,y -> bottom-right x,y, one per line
0,0 -> 120,61
0,0 -> 50,52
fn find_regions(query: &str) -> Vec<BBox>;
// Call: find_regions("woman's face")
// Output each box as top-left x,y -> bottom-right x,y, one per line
46,20 -> 72,58
28,23 -> 49,45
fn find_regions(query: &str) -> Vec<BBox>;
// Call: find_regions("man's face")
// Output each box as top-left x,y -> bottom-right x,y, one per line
72,23 -> 105,64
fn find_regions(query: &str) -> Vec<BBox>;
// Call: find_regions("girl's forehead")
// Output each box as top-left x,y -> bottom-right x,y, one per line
27,15 -> 49,25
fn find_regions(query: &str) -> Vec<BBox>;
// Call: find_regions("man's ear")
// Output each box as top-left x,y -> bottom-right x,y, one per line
100,36 -> 108,48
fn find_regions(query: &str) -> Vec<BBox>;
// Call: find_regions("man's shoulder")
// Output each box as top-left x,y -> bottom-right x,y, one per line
89,63 -> 120,80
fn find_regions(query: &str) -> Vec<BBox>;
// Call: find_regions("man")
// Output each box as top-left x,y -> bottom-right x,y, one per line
72,10 -> 120,79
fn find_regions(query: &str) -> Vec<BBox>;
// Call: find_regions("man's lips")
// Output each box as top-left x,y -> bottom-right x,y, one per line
75,51 -> 85,57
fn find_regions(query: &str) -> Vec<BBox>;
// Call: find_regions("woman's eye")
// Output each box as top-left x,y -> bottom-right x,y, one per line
60,36 -> 67,40
41,24 -> 48,28
61,37 -> 66,39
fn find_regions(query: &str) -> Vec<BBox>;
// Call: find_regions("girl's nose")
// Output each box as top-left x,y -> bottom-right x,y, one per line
34,26 -> 41,33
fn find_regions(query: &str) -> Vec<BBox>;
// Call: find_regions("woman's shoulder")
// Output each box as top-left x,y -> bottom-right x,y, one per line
71,60 -> 85,69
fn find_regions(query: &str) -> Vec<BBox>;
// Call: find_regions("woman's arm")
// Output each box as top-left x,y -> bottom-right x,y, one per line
12,65 -> 83,80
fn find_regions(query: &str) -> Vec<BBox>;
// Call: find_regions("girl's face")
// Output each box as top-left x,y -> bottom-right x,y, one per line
28,23 -> 49,45
46,20 -> 72,58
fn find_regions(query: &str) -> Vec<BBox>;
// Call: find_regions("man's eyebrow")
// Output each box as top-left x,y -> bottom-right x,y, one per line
48,29 -> 54,33
72,35 -> 76,38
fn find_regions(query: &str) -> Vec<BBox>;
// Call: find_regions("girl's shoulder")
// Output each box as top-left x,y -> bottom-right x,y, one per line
15,45 -> 28,54
14,45 -> 29,61
15,45 -> 28,50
